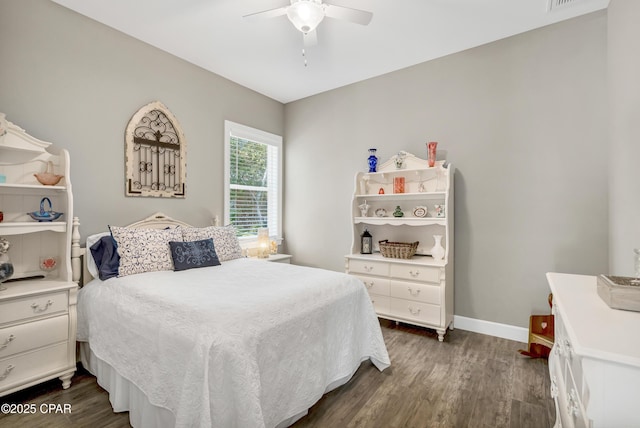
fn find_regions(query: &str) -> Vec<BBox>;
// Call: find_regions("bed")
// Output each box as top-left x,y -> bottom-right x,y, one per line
74,213 -> 390,428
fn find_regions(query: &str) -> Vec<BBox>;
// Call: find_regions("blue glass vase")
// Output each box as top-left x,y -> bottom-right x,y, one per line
367,148 -> 378,173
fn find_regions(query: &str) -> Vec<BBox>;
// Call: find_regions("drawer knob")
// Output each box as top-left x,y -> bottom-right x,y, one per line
407,287 -> 421,297
0,334 -> 15,351
409,270 -> 420,277
0,364 -> 15,382
364,265 -> 373,272
365,281 -> 374,288
31,299 -> 54,313
408,306 -> 421,316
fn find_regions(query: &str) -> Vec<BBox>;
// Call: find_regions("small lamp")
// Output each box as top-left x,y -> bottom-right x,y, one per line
361,228 -> 372,254
257,228 -> 270,258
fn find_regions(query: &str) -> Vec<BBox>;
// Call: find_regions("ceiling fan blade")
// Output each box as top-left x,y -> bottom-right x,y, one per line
243,6 -> 288,22
324,4 -> 372,25
303,29 -> 318,48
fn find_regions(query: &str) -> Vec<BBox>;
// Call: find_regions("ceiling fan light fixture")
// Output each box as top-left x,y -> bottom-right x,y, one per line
287,0 -> 325,33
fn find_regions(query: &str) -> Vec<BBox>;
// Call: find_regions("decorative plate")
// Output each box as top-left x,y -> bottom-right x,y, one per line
413,206 -> 428,218
375,208 -> 387,217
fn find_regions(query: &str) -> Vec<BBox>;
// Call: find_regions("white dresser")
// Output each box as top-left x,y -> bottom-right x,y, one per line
346,255 -> 451,341
0,281 -> 77,396
546,272 -> 640,427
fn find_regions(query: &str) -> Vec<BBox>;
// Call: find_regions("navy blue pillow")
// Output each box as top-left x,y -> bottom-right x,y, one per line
169,238 -> 221,271
90,235 -> 120,281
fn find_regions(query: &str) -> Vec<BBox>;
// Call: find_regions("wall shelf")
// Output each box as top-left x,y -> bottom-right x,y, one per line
354,217 -> 446,226
0,221 -> 67,235
0,183 -> 67,193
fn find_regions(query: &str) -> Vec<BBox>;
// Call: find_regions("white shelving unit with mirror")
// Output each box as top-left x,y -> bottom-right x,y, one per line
0,113 -> 78,397
345,151 -> 454,341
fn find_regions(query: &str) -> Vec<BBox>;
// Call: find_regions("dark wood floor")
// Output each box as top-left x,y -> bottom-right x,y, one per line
0,320 -> 555,428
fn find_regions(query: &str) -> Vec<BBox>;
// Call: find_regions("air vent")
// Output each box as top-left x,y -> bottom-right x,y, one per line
547,0 -> 583,11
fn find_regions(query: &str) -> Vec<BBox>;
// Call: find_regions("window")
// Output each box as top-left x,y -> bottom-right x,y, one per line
224,121 -> 282,242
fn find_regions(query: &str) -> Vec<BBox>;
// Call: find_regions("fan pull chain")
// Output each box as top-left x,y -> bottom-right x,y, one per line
302,48 -> 308,67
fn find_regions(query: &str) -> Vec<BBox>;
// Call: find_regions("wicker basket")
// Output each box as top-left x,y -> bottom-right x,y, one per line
378,240 -> 419,259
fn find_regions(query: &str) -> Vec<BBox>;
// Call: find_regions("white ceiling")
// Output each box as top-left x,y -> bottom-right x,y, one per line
50,0 -> 609,104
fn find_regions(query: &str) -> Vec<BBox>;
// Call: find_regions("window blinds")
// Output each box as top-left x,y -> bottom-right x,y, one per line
229,136 -> 279,238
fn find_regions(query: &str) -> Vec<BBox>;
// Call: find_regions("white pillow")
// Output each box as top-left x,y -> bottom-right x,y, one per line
85,232 -> 111,279
181,226 -> 243,262
110,226 -> 183,277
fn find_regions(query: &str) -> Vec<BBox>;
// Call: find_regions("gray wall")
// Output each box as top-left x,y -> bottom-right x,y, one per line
284,12 -> 608,328
0,0 -> 284,238
608,0 -> 640,276
0,0 -> 613,329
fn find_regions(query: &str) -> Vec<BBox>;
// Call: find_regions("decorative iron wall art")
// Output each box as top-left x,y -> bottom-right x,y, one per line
125,101 -> 186,198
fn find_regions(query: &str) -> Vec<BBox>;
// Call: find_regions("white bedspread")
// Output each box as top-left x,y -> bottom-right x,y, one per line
77,258 -> 390,427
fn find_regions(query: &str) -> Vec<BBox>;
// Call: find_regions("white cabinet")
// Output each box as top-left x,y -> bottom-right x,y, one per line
546,272 -> 640,427
0,114 -> 78,396
345,152 -> 454,341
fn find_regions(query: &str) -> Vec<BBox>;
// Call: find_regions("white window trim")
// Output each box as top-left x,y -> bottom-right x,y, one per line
223,120 -> 283,243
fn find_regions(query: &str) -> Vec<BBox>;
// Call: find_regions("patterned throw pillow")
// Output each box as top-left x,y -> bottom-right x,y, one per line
181,226 -> 243,262
169,239 -> 221,271
110,226 -> 183,276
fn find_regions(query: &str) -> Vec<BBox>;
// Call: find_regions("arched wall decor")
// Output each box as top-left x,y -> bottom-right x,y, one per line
125,101 -> 186,198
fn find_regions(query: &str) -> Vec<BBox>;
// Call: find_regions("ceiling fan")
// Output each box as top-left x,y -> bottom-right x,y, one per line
244,0 -> 373,48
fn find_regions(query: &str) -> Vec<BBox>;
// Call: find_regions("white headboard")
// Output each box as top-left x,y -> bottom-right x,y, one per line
123,212 -> 194,229
78,212 -> 215,286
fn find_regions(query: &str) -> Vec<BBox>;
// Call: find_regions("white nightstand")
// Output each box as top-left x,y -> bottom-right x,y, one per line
265,254 -> 292,263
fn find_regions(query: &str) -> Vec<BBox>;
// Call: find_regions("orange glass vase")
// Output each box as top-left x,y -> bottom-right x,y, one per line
393,177 -> 405,193
427,141 -> 438,167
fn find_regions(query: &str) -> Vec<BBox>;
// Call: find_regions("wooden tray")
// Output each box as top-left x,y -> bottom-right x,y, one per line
597,275 -> 640,312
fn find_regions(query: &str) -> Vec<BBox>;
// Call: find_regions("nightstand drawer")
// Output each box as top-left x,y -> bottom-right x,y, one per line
0,291 -> 68,325
348,260 -> 389,276
0,343 -> 69,392
356,275 -> 390,296
0,315 -> 69,359
390,280 -> 440,305
390,264 -> 441,284
389,298 -> 440,325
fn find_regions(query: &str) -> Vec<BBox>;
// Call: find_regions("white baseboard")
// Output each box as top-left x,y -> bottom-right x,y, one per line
453,315 -> 529,344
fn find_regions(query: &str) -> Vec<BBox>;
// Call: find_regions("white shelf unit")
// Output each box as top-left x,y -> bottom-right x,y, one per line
345,152 -> 454,341
0,114 -> 78,397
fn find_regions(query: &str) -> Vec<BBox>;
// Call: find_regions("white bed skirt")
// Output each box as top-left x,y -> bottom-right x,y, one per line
80,342 -> 176,427
79,342 -> 358,428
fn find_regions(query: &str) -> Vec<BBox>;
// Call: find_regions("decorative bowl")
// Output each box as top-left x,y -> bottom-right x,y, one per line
34,161 -> 64,185
27,197 -> 63,222
28,211 -> 63,222
34,172 -> 64,186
